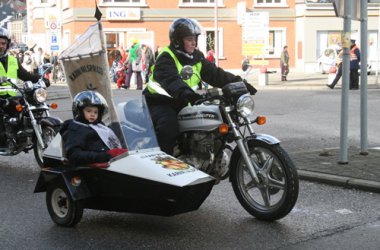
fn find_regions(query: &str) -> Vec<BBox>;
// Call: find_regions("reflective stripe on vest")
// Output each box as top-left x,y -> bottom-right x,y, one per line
0,55 -> 18,96
0,86 -> 18,96
147,46 -> 202,95
350,45 -> 358,61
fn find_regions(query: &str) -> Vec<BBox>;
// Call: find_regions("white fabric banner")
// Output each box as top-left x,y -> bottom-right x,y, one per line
58,22 -> 117,125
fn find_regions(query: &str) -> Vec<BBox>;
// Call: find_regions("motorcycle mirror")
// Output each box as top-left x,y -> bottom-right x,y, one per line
0,76 -> 7,83
242,59 -> 250,72
41,64 -> 53,78
181,65 -> 193,80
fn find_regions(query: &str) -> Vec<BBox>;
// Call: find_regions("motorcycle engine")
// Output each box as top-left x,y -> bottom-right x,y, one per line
0,113 -> 31,151
177,131 -> 229,180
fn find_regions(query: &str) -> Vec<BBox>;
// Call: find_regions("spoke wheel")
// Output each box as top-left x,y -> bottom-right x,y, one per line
230,142 -> 299,221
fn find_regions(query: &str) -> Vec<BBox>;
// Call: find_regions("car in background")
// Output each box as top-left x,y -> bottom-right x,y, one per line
317,47 -> 372,75
10,43 -> 28,53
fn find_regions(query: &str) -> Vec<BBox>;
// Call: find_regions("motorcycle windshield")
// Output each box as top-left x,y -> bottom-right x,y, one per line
116,97 -> 160,153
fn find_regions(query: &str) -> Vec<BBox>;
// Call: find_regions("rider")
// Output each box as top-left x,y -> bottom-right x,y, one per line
0,28 -> 47,92
60,90 -> 128,166
143,18 -> 257,155
0,27 -> 48,146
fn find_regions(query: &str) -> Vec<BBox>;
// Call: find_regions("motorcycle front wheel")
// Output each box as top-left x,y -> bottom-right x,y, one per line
34,125 -> 59,168
230,141 -> 299,221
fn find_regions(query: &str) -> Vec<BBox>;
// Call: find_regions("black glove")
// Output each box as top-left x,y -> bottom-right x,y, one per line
243,80 -> 257,95
186,92 -> 203,105
43,78 -> 50,87
0,98 -> 8,107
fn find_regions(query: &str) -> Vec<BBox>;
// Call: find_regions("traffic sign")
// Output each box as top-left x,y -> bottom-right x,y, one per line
50,22 -> 57,30
51,35 -> 57,44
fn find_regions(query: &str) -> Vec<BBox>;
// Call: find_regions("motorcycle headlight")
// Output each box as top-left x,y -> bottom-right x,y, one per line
236,94 -> 255,117
34,88 -> 48,103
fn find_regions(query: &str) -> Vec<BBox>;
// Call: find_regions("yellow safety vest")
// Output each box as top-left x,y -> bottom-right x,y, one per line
147,46 -> 202,96
0,55 -> 19,96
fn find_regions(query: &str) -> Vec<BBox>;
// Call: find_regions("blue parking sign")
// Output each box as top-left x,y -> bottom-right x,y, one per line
51,35 -> 57,44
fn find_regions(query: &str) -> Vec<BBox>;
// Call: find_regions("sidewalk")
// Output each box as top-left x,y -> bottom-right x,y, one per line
47,72 -> 380,193
290,147 -> 380,193
246,70 -> 380,90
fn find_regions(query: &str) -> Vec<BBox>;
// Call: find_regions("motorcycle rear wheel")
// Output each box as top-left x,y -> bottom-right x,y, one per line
34,125 -> 59,168
230,142 -> 299,221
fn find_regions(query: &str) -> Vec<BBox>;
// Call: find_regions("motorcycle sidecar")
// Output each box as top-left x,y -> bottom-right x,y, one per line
34,99 -> 215,227
35,151 -> 215,227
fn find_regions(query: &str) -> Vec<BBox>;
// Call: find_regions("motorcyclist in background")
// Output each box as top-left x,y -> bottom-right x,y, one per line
0,27 -> 49,146
143,18 -> 257,155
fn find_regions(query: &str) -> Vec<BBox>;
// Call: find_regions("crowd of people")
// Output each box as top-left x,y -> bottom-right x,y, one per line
109,42 -> 159,90
8,46 -> 61,82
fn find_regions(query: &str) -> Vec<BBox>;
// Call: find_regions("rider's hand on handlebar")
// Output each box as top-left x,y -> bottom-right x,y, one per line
43,78 -> 51,87
243,80 -> 257,95
186,92 -> 203,105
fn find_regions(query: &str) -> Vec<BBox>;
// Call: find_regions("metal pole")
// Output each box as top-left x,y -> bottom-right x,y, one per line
377,6 -> 380,85
214,0 -> 219,66
360,0 -> 368,155
339,1 -> 351,164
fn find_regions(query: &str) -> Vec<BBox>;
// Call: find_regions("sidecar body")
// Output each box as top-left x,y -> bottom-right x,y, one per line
34,97 -> 215,226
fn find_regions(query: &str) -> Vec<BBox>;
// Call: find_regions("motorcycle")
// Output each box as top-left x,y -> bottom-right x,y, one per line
173,65 -> 299,221
0,66 -> 62,167
34,67 -> 298,228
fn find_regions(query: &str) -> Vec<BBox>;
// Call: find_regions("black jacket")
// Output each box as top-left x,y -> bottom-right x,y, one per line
60,119 -> 112,165
143,46 -> 242,109
0,55 -> 40,82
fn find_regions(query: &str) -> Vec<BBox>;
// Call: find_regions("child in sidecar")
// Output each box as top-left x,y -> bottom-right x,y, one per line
60,90 -> 128,167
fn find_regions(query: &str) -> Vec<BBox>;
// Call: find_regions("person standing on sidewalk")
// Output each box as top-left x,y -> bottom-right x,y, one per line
280,45 -> 289,81
327,48 -> 343,89
123,38 -> 143,90
349,39 -> 360,90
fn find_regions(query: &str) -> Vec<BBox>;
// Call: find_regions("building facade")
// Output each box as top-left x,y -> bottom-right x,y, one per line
22,0 -> 380,72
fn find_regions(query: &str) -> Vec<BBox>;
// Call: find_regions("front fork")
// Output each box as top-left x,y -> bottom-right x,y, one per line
27,106 -> 46,149
225,113 -> 260,183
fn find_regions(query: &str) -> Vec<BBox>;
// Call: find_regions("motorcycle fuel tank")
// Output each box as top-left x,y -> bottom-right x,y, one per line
178,105 -> 223,132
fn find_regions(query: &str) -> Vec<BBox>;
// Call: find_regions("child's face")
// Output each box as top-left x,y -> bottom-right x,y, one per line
83,106 -> 99,123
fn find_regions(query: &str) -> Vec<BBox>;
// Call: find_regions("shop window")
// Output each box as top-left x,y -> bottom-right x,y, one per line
105,32 -> 121,66
305,0 -> 332,3
254,0 -> 287,6
180,0 -> 223,7
198,28 -> 224,58
34,0 -> 55,5
266,29 -> 286,58
316,31 -> 342,59
101,0 -> 146,5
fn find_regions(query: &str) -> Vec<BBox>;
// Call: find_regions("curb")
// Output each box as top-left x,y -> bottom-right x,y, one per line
298,170 -> 380,193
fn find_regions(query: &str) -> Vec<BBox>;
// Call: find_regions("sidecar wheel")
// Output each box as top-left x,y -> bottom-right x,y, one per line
230,142 -> 299,221
34,126 -> 59,168
46,180 -> 83,227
